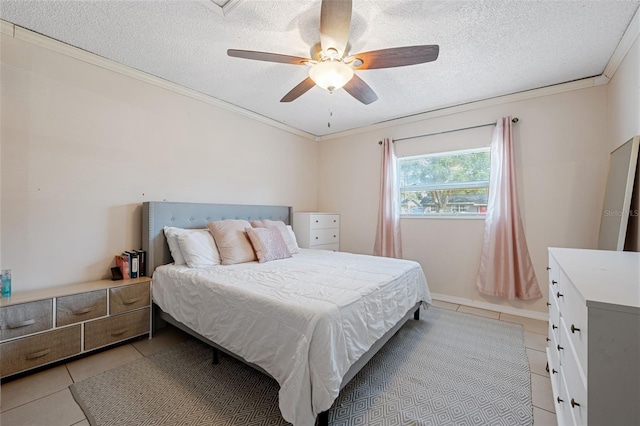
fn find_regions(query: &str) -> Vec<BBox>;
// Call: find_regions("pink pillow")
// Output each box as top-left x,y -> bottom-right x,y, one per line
207,220 -> 256,265
250,220 -> 300,254
245,227 -> 292,263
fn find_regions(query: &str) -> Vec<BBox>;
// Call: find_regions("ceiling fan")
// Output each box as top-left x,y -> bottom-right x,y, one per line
227,0 -> 439,105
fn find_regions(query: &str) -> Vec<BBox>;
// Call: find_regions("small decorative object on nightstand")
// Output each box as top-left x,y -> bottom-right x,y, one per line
293,212 -> 340,251
1,269 -> 11,298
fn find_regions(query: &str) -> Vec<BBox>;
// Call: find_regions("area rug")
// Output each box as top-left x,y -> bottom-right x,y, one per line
70,307 -> 533,425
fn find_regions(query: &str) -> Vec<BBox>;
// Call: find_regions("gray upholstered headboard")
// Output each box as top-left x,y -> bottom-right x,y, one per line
142,201 -> 292,276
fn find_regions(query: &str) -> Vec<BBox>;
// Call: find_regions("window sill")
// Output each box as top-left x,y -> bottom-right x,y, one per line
400,214 -> 486,220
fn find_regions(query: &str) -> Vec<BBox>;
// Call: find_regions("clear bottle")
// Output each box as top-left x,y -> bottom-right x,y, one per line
1,269 -> 11,298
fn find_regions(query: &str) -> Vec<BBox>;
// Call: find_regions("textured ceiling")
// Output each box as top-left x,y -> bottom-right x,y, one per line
1,0 -> 639,137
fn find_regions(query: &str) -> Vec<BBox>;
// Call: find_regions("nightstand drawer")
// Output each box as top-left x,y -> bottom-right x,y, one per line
84,307 -> 150,350
57,290 -> 107,327
1,325 -> 81,377
310,229 -> 339,246
310,214 -> 339,229
1,299 -> 53,341
109,282 -> 150,315
312,243 -> 340,251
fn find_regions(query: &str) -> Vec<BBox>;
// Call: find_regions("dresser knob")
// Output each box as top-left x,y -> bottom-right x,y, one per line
315,237 -> 319,240
552,280 -> 557,285
546,337 -> 550,342
546,302 -> 551,306
571,324 -> 581,333
315,220 -> 319,223
552,369 -> 558,374
333,235 -> 336,238
546,266 -> 551,271
571,399 -> 580,408
552,324 -> 557,330
556,292 -> 563,298
557,344 -> 564,351
557,397 -> 564,404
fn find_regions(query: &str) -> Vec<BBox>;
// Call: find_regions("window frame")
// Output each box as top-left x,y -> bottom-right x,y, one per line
397,147 -> 491,219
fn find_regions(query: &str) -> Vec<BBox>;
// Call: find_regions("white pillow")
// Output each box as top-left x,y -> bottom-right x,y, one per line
176,229 -> 221,268
286,225 -> 300,252
163,226 -> 188,265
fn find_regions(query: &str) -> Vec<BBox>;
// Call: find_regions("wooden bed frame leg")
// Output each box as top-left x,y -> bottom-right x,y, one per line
414,308 -> 420,321
212,348 -> 219,365
316,410 -> 329,426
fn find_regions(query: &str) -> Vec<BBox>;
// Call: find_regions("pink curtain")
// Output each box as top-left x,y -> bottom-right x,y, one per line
476,117 -> 542,299
373,138 -> 402,258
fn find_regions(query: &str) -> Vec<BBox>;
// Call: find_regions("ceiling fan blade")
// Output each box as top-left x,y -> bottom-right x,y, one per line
343,74 -> 378,105
280,77 -> 316,102
227,49 -> 310,65
320,0 -> 352,57
349,45 -> 440,70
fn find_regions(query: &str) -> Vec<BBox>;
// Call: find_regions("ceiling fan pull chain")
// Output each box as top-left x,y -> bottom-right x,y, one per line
328,92 -> 334,128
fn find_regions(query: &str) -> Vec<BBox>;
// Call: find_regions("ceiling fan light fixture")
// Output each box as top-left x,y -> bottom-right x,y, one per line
308,60 -> 354,92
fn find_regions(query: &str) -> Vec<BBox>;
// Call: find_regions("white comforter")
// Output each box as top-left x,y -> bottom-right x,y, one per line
152,249 -> 431,426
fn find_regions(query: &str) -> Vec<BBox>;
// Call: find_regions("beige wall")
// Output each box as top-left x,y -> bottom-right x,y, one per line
608,34 -> 640,150
318,87 -> 610,315
0,34 -> 318,292
607,30 -> 640,251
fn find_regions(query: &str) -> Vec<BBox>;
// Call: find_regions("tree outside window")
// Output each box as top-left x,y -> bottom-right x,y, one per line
398,148 -> 490,216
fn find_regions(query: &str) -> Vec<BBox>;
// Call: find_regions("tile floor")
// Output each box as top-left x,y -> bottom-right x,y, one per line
1,302 -> 556,426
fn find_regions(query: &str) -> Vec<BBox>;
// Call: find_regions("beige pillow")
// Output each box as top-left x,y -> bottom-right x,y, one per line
246,227 -> 292,263
250,220 -> 300,254
207,220 -> 256,265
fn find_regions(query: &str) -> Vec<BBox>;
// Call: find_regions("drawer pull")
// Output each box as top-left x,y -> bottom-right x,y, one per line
557,397 -> 564,404
315,220 -> 319,223
571,399 -> 581,408
552,324 -> 557,330
546,337 -> 550,342
7,319 -> 36,329
72,307 -> 94,315
546,302 -> 551,306
110,328 -> 129,336
556,292 -> 563,298
546,266 -> 551,271
122,297 -> 142,305
333,219 -> 336,223
315,237 -> 319,240
551,280 -> 557,285
552,369 -> 558,374
25,349 -> 51,360
571,324 -> 581,333
557,344 -> 564,351
333,235 -> 336,238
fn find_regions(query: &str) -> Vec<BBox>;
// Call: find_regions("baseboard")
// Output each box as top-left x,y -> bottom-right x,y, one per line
430,292 -> 548,321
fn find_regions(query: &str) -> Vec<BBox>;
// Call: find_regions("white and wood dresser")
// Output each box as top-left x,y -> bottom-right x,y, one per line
0,277 -> 151,378
293,212 -> 340,251
547,248 -> 639,426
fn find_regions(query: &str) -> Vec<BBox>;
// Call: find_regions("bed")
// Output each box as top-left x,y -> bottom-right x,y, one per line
142,201 -> 431,426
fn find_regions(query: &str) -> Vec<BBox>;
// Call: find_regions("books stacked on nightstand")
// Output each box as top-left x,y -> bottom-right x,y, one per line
116,250 -> 146,280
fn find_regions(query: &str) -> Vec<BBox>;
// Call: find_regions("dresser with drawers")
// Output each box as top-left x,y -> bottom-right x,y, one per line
547,248 -> 640,426
293,212 -> 340,251
0,277 -> 151,378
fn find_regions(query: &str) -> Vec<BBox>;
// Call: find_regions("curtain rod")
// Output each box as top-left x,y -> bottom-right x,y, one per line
378,117 -> 519,144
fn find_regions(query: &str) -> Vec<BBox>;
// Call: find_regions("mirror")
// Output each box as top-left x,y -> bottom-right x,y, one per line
597,136 -> 639,251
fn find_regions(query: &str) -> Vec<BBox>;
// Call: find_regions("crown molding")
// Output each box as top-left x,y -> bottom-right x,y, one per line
603,6 -> 640,80
0,20 -> 14,36
317,77 -> 597,141
3,21 -> 316,141
199,0 -> 244,17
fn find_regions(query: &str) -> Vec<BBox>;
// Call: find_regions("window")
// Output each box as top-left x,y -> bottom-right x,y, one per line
398,147 -> 491,217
